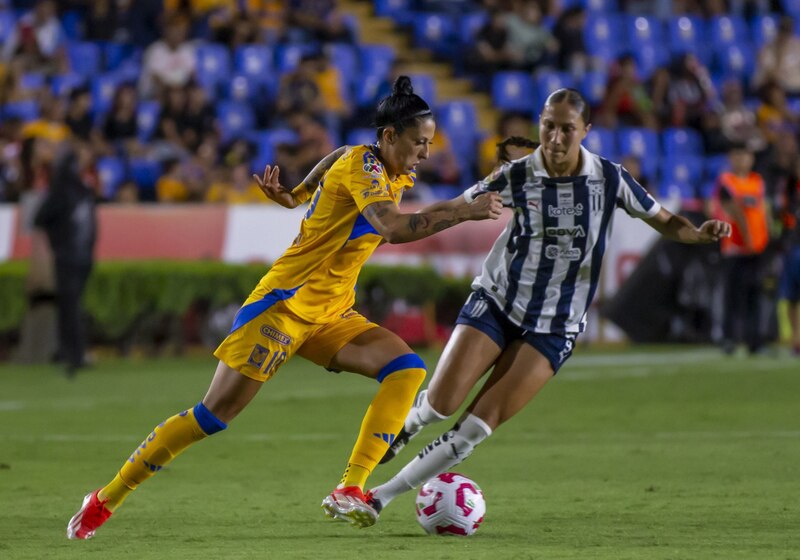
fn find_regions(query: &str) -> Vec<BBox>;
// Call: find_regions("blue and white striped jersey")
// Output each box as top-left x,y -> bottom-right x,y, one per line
463,146 -> 661,334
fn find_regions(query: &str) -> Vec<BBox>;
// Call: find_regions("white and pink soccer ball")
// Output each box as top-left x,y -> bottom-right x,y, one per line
415,472 -> 486,536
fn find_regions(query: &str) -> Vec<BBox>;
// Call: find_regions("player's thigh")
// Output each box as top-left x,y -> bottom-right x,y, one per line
466,340 -> 554,430
426,324 -> 503,417
300,311 -> 414,378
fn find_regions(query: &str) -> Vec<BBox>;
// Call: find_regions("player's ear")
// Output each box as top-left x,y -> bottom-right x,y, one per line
383,126 -> 396,145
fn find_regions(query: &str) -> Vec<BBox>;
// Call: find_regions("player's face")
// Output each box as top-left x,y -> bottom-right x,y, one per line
383,118 -> 436,176
539,102 -> 589,172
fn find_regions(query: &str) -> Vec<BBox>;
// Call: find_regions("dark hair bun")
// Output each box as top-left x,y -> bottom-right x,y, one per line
392,75 -> 414,96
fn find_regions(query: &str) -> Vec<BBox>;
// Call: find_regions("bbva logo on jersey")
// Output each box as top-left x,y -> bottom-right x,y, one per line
545,225 -> 586,237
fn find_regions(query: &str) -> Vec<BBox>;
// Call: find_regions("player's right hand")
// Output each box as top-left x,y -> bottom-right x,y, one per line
254,165 -> 298,208
467,191 -> 504,221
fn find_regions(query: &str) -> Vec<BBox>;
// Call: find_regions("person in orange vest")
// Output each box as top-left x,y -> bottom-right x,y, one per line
711,143 -> 773,354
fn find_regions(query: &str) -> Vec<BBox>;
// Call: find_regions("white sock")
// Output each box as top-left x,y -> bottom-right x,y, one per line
404,389 -> 448,434
371,413 -> 492,508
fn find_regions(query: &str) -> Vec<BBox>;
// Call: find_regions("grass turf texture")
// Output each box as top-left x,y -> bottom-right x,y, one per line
0,347 -> 798,560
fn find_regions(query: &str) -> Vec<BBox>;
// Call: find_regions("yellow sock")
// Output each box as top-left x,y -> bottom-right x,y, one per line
99,403 -> 227,510
340,355 -> 426,490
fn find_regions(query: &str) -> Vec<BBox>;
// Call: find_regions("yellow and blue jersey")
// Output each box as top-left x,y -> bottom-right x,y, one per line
251,144 -> 415,323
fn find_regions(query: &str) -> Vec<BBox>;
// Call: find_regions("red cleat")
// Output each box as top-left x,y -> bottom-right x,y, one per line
321,486 -> 379,528
67,489 -> 113,539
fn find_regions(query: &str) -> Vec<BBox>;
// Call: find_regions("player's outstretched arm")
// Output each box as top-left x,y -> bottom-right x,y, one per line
253,146 -> 348,208
644,207 -> 731,244
362,192 -> 503,244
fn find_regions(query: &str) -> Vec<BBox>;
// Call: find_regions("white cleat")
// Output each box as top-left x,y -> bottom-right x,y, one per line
321,486 -> 379,528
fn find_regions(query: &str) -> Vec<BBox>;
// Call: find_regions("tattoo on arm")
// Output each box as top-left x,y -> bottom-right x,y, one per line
408,214 -> 429,232
299,146 -> 348,194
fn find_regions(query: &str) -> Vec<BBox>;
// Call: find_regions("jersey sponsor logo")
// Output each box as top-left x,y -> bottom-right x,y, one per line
340,310 -> 361,320
545,225 -> 586,237
547,203 -> 584,217
545,245 -> 582,260
527,200 -> 540,211
362,152 -> 383,177
247,343 -> 270,369
260,325 -> 292,345
360,179 -> 388,199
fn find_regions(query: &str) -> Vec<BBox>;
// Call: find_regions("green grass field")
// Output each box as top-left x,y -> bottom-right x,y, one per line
1,347 -> 798,560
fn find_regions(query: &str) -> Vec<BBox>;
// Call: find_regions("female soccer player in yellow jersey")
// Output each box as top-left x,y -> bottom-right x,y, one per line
67,76 -> 504,538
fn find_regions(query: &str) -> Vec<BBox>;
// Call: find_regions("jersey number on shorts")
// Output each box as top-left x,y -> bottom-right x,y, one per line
262,350 -> 287,376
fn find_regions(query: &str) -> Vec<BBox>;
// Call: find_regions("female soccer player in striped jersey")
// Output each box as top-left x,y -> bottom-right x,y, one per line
367,88 -> 731,515
66,76 -> 503,539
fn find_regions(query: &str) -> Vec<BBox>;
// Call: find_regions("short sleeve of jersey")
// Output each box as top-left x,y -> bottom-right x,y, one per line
616,165 -> 661,219
463,161 -> 517,206
344,149 -> 395,212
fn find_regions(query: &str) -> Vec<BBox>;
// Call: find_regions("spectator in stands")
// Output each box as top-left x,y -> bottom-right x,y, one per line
156,85 -> 190,153
64,86 -> 100,147
275,112 -> 335,188
206,162 -> 267,203
710,143 -> 772,355
156,157 -> 192,202
754,16 -> 800,97
597,53 -> 658,130
84,0 -> 127,43
478,112 -> 533,177
504,0 -> 558,71
34,141 -> 97,377
117,0 -> 163,48
414,129 -> 461,186
102,82 -> 142,156
2,0 -> 66,75
0,117 -> 24,202
717,79 -> 766,154
756,81 -> 799,145
181,82 -> 218,153
276,54 -> 325,122
310,52 -> 352,122
466,10 -> 517,80
21,89 -> 70,143
209,4 -> 261,50
287,0 -> 353,43
651,53 -> 715,130
552,6 -> 588,76
139,16 -> 197,99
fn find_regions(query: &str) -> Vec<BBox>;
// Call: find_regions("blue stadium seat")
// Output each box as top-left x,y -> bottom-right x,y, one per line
585,0 -> 618,11
627,15 -> 664,46
346,128 -> 376,146
19,72 -> 45,92
250,128 -> 299,171
413,13 -> 457,56
437,100 -> 479,166
704,154 -> 729,181
326,43 -> 359,89
217,101 -> 255,143
658,180 -> 697,202
275,44 -> 315,74
136,100 -> 161,143
61,10 -> 83,40
234,45 -> 273,84
669,15 -> 705,54
460,11 -> 488,45
492,71 -> 534,112
374,0 -> 411,20
581,69 -> 608,106
227,74 -> 264,103
96,157 -> 127,199
715,43 -> 756,79
536,71 -> 574,104
584,13 -> 622,63
354,73 -> 385,107
92,73 -> 121,117
2,99 -> 39,121
67,42 -> 102,78
633,42 -> 669,78
617,127 -> 659,178
662,127 -> 704,157
51,73 -> 85,97
0,10 -> 15,44
407,73 -> 436,106
781,0 -> 800,18
129,158 -> 162,200
584,127 -> 616,159
360,44 -> 395,81
710,15 -> 749,48
661,156 -> 704,184
103,42 -> 135,72
751,14 -> 779,48
196,43 -> 231,99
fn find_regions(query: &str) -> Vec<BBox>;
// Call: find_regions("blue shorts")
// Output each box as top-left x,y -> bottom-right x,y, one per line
780,247 -> 800,302
455,289 -> 578,373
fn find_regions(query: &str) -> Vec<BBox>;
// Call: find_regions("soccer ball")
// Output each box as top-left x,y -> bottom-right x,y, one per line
415,472 -> 486,536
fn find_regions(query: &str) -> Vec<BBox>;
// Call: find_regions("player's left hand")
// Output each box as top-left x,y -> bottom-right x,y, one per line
254,165 -> 298,208
697,219 -> 731,242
